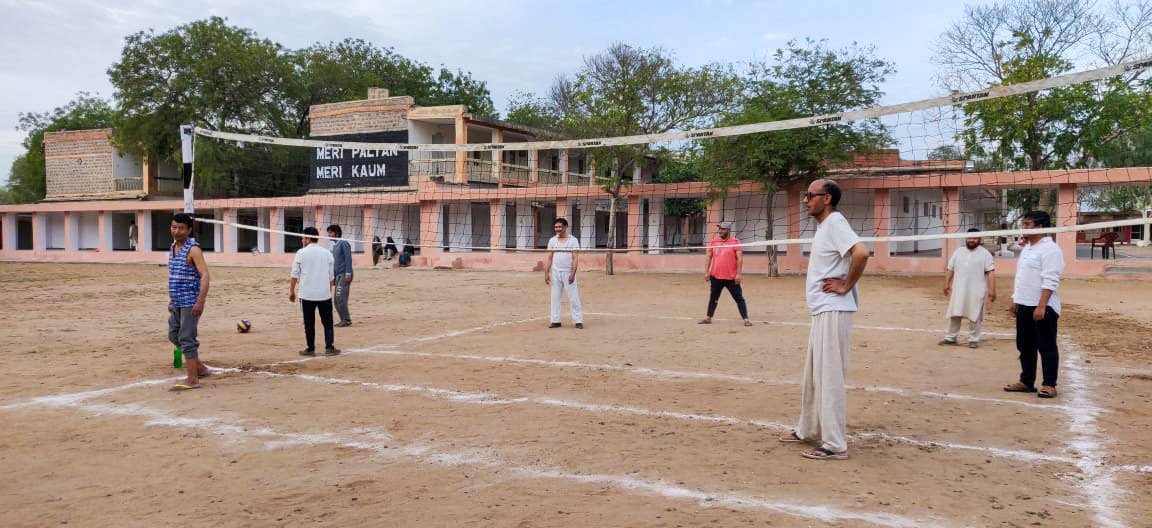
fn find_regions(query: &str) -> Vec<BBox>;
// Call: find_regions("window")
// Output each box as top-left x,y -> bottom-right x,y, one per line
923,202 -> 930,217
903,196 -> 910,213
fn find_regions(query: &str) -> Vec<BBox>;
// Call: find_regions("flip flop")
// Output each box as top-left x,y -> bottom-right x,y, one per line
743,320 -> 753,327
778,431 -> 806,443
802,447 -> 848,460
697,319 -> 712,324
168,384 -> 201,392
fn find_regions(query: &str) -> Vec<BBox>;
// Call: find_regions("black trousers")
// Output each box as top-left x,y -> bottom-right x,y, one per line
1015,304 -> 1060,387
707,278 -> 749,319
302,299 -> 335,351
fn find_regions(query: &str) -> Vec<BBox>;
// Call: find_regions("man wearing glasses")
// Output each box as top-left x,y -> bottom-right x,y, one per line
780,179 -> 870,461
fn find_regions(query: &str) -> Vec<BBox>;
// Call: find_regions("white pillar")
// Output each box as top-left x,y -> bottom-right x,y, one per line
97,212 -> 113,253
516,201 -> 535,249
64,212 -> 79,251
257,208 -> 269,254
270,207 -> 285,254
580,200 -> 597,249
647,197 -> 664,254
2,213 -> 17,254
223,209 -> 238,253
138,210 -> 153,252
1139,209 -> 1151,247
213,210 -> 223,253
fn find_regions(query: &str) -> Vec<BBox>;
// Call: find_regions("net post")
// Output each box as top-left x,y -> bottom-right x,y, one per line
178,125 -> 194,214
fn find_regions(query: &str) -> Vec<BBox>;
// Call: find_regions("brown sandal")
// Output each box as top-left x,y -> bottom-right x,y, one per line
779,431 -> 806,443
1037,386 -> 1058,398
1003,382 -> 1037,393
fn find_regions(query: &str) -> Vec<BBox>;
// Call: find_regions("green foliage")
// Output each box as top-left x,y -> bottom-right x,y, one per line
292,38 -> 495,134
104,18 -> 496,197
3,93 -> 115,204
702,39 -> 895,195
504,91 -> 560,132
654,154 -> 707,218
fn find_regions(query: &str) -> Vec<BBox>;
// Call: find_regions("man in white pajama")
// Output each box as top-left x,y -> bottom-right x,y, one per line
545,218 -> 584,329
780,179 -> 870,460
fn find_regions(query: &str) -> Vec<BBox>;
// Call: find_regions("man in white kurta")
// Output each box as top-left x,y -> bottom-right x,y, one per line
545,217 -> 584,329
780,179 -> 870,461
940,228 -> 996,348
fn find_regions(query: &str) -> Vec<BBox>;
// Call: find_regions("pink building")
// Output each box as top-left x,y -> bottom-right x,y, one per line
3,90 -> 1151,279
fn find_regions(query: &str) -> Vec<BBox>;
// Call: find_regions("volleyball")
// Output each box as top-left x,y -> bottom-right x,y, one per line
236,319 -> 252,333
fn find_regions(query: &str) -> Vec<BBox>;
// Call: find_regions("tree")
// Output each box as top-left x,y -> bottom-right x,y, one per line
108,17 -> 299,197
928,145 -> 966,160
935,0 -> 1152,214
4,93 -> 115,204
504,91 -> 560,131
544,43 -> 741,274
702,39 -> 894,276
291,38 -> 496,137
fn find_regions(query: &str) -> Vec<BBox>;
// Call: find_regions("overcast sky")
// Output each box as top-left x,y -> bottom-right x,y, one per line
0,0 -> 994,185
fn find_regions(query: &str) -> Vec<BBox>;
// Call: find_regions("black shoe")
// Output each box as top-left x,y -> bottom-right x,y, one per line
324,347 -> 341,356
300,349 -> 316,357
575,323 -> 584,329
549,323 -> 561,328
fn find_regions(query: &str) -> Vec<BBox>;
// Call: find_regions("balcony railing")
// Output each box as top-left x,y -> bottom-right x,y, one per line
155,178 -> 184,193
407,159 -> 596,186
114,178 -> 143,191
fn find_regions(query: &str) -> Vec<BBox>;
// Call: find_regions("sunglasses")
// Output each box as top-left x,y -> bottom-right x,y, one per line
802,192 -> 829,201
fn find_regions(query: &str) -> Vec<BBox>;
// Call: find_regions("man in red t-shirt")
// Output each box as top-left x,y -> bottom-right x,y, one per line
700,221 -> 751,326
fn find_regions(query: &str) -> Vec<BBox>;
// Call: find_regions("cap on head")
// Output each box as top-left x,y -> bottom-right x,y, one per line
717,221 -> 734,229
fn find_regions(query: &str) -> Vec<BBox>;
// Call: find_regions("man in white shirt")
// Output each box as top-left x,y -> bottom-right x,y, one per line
545,218 -> 584,329
780,179 -> 869,461
289,227 -> 339,356
940,228 -> 997,348
1004,211 -> 1065,399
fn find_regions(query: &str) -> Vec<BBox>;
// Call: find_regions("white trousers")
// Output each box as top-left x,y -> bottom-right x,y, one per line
550,268 -> 583,324
944,316 -> 983,343
797,310 -> 853,453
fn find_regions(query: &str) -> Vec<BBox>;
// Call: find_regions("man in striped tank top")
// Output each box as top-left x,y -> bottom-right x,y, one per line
168,213 -> 211,391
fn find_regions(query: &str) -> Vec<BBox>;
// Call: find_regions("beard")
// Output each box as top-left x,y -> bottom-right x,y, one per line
966,241 -> 980,249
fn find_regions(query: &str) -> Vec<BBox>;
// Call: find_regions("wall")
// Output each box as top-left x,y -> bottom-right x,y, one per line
112,148 -> 143,180
45,213 -> 65,249
309,96 -> 413,137
44,129 -> 115,197
77,213 -> 99,249
890,189 -> 945,254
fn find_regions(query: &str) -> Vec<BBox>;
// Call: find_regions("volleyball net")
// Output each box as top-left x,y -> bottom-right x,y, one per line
184,57 -> 1152,260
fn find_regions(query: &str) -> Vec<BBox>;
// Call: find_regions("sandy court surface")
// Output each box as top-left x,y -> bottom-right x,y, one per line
0,262 -> 1149,527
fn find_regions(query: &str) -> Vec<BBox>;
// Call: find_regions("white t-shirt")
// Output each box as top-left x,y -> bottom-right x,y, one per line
1012,237 -> 1064,315
548,235 -> 581,272
806,212 -> 862,315
291,243 -> 335,301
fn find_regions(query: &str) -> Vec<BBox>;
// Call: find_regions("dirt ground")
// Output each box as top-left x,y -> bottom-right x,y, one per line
0,262 -> 1149,528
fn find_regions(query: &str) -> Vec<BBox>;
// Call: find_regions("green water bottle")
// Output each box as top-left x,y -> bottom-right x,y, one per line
173,347 -> 183,369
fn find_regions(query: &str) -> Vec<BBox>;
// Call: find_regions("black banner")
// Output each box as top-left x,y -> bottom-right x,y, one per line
309,131 -> 409,189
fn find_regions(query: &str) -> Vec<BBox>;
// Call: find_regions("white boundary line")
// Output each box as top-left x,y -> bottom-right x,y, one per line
247,369 -> 1076,465
345,349 -> 1073,412
586,312 -> 1016,337
11,393 -> 941,527
1058,338 -> 1127,528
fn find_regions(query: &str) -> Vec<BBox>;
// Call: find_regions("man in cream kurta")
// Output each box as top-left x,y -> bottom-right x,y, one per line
940,228 -> 996,349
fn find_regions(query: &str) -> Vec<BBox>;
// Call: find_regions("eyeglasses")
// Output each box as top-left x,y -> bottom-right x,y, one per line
802,192 -> 829,201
